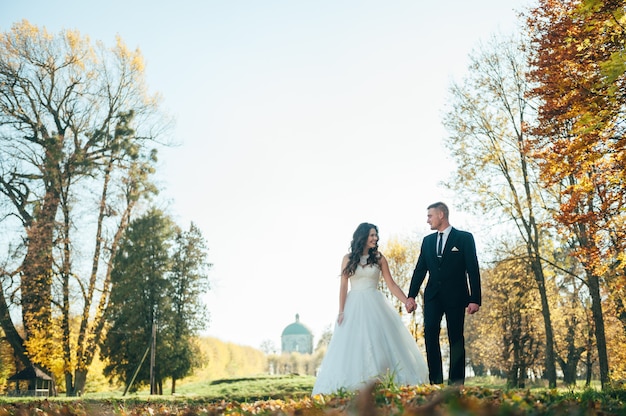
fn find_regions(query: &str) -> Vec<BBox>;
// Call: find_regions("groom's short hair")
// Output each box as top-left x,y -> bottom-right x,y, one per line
428,202 -> 449,219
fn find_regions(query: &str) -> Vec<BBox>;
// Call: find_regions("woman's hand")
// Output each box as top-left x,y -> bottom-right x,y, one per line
337,312 -> 344,325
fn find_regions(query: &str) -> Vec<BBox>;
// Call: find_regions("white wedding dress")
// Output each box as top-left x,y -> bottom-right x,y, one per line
312,256 -> 428,395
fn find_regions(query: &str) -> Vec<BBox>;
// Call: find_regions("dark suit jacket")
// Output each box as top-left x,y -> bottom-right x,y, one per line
408,227 -> 481,308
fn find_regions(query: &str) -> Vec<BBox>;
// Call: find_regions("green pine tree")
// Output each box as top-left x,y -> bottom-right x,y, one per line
101,208 -> 176,393
101,211 -> 211,394
163,222 -> 211,393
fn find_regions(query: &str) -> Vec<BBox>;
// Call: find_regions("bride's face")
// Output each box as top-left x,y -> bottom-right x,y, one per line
365,228 -> 378,251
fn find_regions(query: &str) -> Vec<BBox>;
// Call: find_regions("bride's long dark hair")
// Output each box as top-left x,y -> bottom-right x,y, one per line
342,222 -> 379,277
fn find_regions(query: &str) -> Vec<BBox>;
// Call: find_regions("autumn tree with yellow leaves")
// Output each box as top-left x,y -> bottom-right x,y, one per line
442,34 -> 559,388
467,252 -> 544,387
526,0 -> 626,388
0,21 -> 165,395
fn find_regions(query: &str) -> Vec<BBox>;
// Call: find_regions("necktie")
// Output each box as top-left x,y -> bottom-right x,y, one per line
437,232 -> 443,257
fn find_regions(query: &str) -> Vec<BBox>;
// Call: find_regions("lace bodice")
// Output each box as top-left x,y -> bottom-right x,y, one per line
350,256 -> 381,291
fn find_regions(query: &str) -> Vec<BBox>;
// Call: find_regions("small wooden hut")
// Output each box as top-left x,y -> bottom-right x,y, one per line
6,366 -> 52,397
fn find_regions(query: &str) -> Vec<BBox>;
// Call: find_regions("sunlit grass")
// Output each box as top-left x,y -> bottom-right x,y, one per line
466,375 -> 605,392
78,373 -> 316,402
172,373 -> 316,401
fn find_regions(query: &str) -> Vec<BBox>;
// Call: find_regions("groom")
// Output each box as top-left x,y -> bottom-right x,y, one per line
406,202 -> 481,385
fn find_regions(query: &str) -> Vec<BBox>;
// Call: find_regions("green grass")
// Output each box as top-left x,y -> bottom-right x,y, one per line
171,374 -> 316,401
0,375 -> 317,414
76,374 -> 316,401
0,375 -> 609,402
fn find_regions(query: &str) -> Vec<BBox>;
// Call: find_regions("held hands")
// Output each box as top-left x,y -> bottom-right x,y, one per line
467,303 -> 480,315
405,297 -> 417,313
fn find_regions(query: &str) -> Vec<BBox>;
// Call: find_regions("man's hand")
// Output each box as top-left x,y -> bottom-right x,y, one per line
467,303 -> 480,315
405,297 -> 417,313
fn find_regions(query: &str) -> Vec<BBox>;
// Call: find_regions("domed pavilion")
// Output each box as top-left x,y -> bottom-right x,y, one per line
281,313 -> 313,354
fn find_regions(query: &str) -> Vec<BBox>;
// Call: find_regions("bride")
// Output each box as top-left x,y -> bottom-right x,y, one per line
312,222 -> 428,395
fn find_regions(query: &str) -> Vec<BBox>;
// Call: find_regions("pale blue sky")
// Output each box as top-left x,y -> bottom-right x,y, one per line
1,0 -> 531,350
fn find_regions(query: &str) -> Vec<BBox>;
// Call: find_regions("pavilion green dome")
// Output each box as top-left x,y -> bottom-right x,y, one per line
281,313 -> 312,336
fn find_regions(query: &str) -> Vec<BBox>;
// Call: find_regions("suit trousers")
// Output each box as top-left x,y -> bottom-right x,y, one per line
423,294 -> 466,385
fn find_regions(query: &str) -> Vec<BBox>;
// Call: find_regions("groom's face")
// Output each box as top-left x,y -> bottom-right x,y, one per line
427,208 -> 443,230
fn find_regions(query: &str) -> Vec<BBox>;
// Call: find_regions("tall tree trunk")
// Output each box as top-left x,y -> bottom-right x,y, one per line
557,319 -> 585,386
72,151 -> 140,396
575,218 -> 610,388
70,158 -> 114,397
531,257 -> 558,388
585,351 -> 593,386
61,181 -> 73,395
150,320 -> 157,395
509,343 -> 520,388
0,284 -> 29,367
521,137 -> 557,389
73,369 -> 87,396
21,188 -> 58,339
64,372 -> 74,396
588,272 -> 610,388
